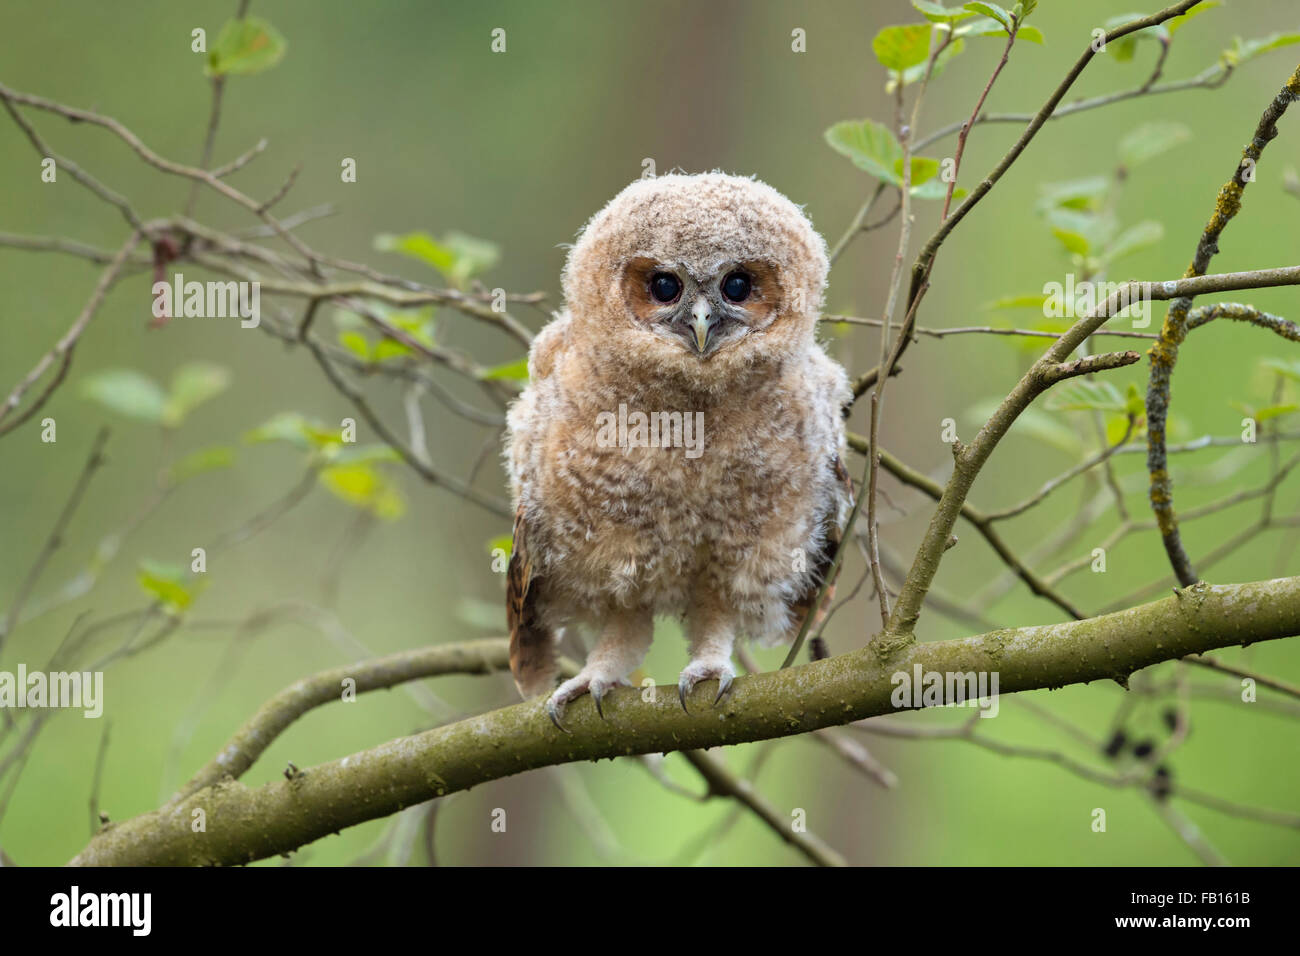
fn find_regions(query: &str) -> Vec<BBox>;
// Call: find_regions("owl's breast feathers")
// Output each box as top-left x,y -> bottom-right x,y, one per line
505,314 -> 851,652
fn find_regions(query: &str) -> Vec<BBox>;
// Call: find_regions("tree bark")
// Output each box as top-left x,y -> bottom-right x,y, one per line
70,575 -> 1300,866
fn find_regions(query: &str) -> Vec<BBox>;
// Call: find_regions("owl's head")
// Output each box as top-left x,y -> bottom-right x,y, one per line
562,172 -> 829,386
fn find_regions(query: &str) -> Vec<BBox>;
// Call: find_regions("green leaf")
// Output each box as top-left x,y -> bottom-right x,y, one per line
1118,121 -> 1191,168
488,533 -> 513,559
244,412 -> 340,450
206,17 -> 287,77
1011,24 -> 1043,43
971,400 -> 1081,454
1104,220 -> 1164,264
330,443 -> 401,466
1224,32 -> 1300,67
825,120 -> 949,194
911,1 -> 976,23
909,179 -> 966,201
80,369 -> 168,423
826,120 -> 902,182
166,445 -> 235,485
982,293 -> 1050,311
137,560 -> 196,611
955,15 -> 1043,43
478,356 -> 530,384
164,361 -> 230,427
389,308 -> 436,344
890,37 -> 966,90
1254,403 -> 1300,422
873,24 -> 935,71
1103,15 -> 1169,62
1051,228 -> 1090,257
1167,1 -> 1220,34
963,2 -> 1011,30
319,462 -> 404,519
895,155 -> 941,187
1044,381 -> 1127,412
1260,357 -> 1300,382
372,338 -> 413,362
375,231 -> 455,273
1043,206 -> 1117,253
1106,413 -> 1140,446
1038,176 -> 1110,212
441,231 -> 500,285
1125,383 -> 1145,418
339,330 -> 371,361
338,327 -> 374,361
374,230 -> 498,287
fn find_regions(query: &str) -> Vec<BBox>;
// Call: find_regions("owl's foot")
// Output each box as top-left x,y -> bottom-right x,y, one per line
545,672 -> 631,732
677,658 -> 735,713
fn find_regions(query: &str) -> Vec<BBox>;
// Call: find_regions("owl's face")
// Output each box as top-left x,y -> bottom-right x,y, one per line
563,172 -> 829,383
620,254 -> 784,358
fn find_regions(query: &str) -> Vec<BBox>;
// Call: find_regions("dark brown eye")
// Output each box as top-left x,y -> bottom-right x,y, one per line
650,272 -> 682,303
722,271 -> 752,302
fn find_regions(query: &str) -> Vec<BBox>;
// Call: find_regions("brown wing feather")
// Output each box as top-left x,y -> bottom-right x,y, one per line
507,503 -> 557,697
791,455 -> 854,661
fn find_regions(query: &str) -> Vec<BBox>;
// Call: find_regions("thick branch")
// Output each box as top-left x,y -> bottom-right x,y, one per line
70,575 -> 1300,866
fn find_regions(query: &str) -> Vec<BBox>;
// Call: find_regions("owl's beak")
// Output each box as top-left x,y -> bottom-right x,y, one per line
689,296 -> 716,354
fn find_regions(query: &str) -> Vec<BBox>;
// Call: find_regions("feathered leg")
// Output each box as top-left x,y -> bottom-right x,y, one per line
546,607 -> 652,731
679,589 -> 737,712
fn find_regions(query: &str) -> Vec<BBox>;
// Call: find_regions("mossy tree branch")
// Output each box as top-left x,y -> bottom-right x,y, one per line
70,575 -> 1300,866
1145,60 -> 1300,587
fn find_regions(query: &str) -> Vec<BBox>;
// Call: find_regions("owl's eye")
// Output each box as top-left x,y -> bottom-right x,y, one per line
649,272 -> 682,304
721,271 -> 752,303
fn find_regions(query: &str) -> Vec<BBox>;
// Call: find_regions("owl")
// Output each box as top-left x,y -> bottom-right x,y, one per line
504,172 -> 852,728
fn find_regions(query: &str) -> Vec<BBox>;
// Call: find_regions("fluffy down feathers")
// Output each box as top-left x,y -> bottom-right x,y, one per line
505,172 -> 851,708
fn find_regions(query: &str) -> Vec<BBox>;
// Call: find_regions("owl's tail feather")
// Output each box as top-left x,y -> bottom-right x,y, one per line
506,504 -> 558,698
510,622 -> 558,698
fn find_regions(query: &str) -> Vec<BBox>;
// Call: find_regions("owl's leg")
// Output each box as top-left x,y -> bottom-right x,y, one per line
678,590 -> 737,712
546,607 -> 652,731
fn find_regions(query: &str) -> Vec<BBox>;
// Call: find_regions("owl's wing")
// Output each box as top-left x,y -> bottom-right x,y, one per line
791,454 -> 855,661
507,502 -> 557,698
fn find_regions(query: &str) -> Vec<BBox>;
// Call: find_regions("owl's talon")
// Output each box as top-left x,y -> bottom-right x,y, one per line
678,659 -> 736,712
546,697 -> 572,734
591,681 -> 609,719
545,674 -> 630,729
713,672 -> 734,706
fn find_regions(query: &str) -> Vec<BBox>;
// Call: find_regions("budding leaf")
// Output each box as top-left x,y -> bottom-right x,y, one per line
166,445 -> 236,486
478,357 -> 530,384
963,2 -> 1011,30
80,369 -> 168,423
1044,381 -> 1127,413
137,560 -> 197,611
319,462 -> 404,519
165,361 -> 231,427
1118,121 -> 1191,168
206,17 -> 287,77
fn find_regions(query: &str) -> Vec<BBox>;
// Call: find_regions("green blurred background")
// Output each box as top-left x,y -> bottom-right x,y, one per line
1,0 -> 1297,865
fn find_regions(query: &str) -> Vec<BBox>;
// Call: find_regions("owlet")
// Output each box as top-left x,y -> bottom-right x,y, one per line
504,172 -> 851,728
